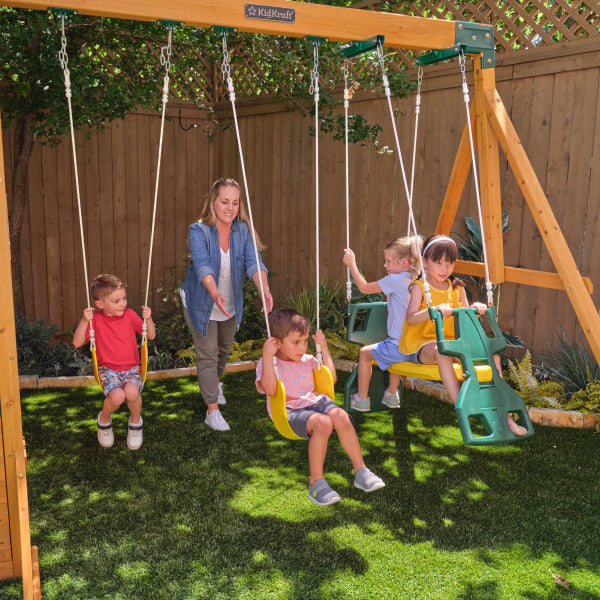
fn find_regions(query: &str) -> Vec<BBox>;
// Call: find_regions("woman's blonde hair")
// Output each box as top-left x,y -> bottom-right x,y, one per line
198,178 -> 265,250
385,236 -> 422,279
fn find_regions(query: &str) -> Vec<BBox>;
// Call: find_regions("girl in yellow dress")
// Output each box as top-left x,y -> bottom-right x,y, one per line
400,234 -> 526,435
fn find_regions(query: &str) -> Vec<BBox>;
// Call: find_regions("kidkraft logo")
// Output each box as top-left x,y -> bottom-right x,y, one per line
245,4 -> 296,23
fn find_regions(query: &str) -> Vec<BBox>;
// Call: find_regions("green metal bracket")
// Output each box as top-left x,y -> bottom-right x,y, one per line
454,20 -> 495,68
341,35 -> 384,58
48,7 -> 77,16
416,44 -> 464,66
158,20 -> 183,28
213,25 -> 237,34
305,35 -> 328,44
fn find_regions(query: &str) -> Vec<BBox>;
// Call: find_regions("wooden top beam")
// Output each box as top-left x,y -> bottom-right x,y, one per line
1,0 -> 456,51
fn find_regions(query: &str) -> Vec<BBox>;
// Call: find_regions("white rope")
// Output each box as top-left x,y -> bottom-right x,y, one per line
343,59 -> 352,303
309,40 -> 323,366
407,65 -> 423,238
221,31 -> 272,347
375,41 -> 432,307
459,51 -> 493,306
58,15 -> 97,349
142,25 -> 173,343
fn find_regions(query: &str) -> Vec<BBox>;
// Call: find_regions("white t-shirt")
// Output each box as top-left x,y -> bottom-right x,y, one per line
210,247 -> 236,321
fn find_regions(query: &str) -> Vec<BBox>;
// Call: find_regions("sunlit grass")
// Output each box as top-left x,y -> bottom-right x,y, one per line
1,372 -> 599,599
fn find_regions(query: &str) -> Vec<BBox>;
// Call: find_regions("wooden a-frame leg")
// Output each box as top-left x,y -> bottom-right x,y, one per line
483,87 -> 600,363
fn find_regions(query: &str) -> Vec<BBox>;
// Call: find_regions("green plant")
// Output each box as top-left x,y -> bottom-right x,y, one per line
153,257 -> 193,359
564,380 -> 600,420
237,274 -> 277,342
325,330 -> 360,362
537,328 -> 600,395
282,281 -> 345,334
505,351 -> 565,408
15,313 -> 89,377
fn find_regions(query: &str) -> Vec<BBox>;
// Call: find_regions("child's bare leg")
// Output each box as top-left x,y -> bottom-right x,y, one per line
328,408 -> 366,473
357,346 -> 374,399
306,413 -> 333,485
100,388 -> 126,422
124,382 -> 142,424
419,342 -> 460,404
493,354 -> 527,436
387,372 -> 401,394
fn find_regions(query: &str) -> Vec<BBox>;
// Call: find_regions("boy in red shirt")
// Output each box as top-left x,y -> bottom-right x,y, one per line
73,274 -> 155,450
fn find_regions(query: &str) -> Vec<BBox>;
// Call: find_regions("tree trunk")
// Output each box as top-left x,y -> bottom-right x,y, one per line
9,117 -> 35,315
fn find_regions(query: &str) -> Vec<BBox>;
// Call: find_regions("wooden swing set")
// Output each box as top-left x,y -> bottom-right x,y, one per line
1,0 -> 599,597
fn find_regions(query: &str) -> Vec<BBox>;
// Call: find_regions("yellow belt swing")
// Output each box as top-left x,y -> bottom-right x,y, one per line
59,16 -> 174,385
220,31 -> 334,439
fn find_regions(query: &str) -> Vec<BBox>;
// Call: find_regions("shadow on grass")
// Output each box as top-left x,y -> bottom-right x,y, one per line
1,371 -> 599,599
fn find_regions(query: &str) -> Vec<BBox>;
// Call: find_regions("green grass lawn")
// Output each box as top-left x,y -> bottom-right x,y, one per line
1,371 -> 599,599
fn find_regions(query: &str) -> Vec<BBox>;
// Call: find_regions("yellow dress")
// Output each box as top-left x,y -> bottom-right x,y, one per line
400,278 -> 463,354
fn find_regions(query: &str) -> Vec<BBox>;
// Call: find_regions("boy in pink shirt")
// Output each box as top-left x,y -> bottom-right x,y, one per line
73,274 -> 155,450
256,308 -> 385,505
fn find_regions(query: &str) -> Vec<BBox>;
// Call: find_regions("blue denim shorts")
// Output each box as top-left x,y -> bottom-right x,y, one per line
286,396 -> 339,440
98,365 -> 143,396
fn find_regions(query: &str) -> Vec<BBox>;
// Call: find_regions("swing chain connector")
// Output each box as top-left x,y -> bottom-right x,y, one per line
343,59 -> 350,108
375,39 -> 390,97
160,25 -> 173,75
220,30 -> 235,99
415,65 -> 423,116
459,50 -> 470,104
57,14 -> 73,98
309,39 -> 320,101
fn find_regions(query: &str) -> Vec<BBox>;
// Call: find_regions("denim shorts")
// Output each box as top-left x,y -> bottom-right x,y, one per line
371,337 -> 417,370
286,396 -> 339,440
98,365 -> 143,396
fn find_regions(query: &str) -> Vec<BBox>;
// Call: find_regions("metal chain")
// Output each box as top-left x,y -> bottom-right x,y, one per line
309,40 -> 319,97
221,31 -> 232,82
160,26 -> 173,75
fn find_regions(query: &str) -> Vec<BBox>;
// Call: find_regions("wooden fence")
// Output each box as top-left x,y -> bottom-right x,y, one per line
3,37 -> 600,356
213,37 -> 600,355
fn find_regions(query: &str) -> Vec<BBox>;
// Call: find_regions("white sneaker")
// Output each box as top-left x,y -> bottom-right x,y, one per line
217,382 -> 226,405
127,416 -> 143,450
382,390 -> 401,409
205,409 -> 230,431
97,412 -> 114,448
350,392 -> 370,412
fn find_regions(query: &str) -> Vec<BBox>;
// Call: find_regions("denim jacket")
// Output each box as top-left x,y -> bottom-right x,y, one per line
181,219 -> 267,336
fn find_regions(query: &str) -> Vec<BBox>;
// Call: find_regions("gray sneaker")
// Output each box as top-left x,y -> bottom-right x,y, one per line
354,467 -> 385,492
308,479 -> 341,506
382,390 -> 401,409
127,416 -> 143,450
97,412 -> 114,448
205,409 -> 230,431
350,392 -> 370,412
217,382 -> 226,405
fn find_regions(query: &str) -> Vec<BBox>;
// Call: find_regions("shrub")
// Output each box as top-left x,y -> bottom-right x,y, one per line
15,313 -> 88,377
505,351 -> 564,408
537,329 -> 600,394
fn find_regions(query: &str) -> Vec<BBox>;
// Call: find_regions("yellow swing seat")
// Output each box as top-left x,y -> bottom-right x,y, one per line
90,338 -> 149,387
269,365 -> 335,440
387,360 -> 493,382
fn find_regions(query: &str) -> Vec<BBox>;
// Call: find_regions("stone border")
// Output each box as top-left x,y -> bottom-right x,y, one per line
18,359 -> 597,430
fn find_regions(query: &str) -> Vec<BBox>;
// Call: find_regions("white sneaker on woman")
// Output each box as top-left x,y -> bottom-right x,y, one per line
205,409 -> 230,431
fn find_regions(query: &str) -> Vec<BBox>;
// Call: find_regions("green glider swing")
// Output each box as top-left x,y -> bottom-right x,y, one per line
342,40 -> 533,446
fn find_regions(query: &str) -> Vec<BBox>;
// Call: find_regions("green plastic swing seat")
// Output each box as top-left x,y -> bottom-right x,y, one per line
344,302 -> 534,445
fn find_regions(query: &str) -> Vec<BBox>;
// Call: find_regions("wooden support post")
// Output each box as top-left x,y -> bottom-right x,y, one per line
436,108 -> 477,235
483,88 -> 600,364
473,60 -> 505,283
0,113 -> 39,598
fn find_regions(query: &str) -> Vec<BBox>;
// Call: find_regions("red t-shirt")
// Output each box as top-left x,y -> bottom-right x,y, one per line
85,309 -> 144,371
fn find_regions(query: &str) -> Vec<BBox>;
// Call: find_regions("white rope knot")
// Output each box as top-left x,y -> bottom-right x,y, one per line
346,281 -> 352,303
423,280 -> 432,308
